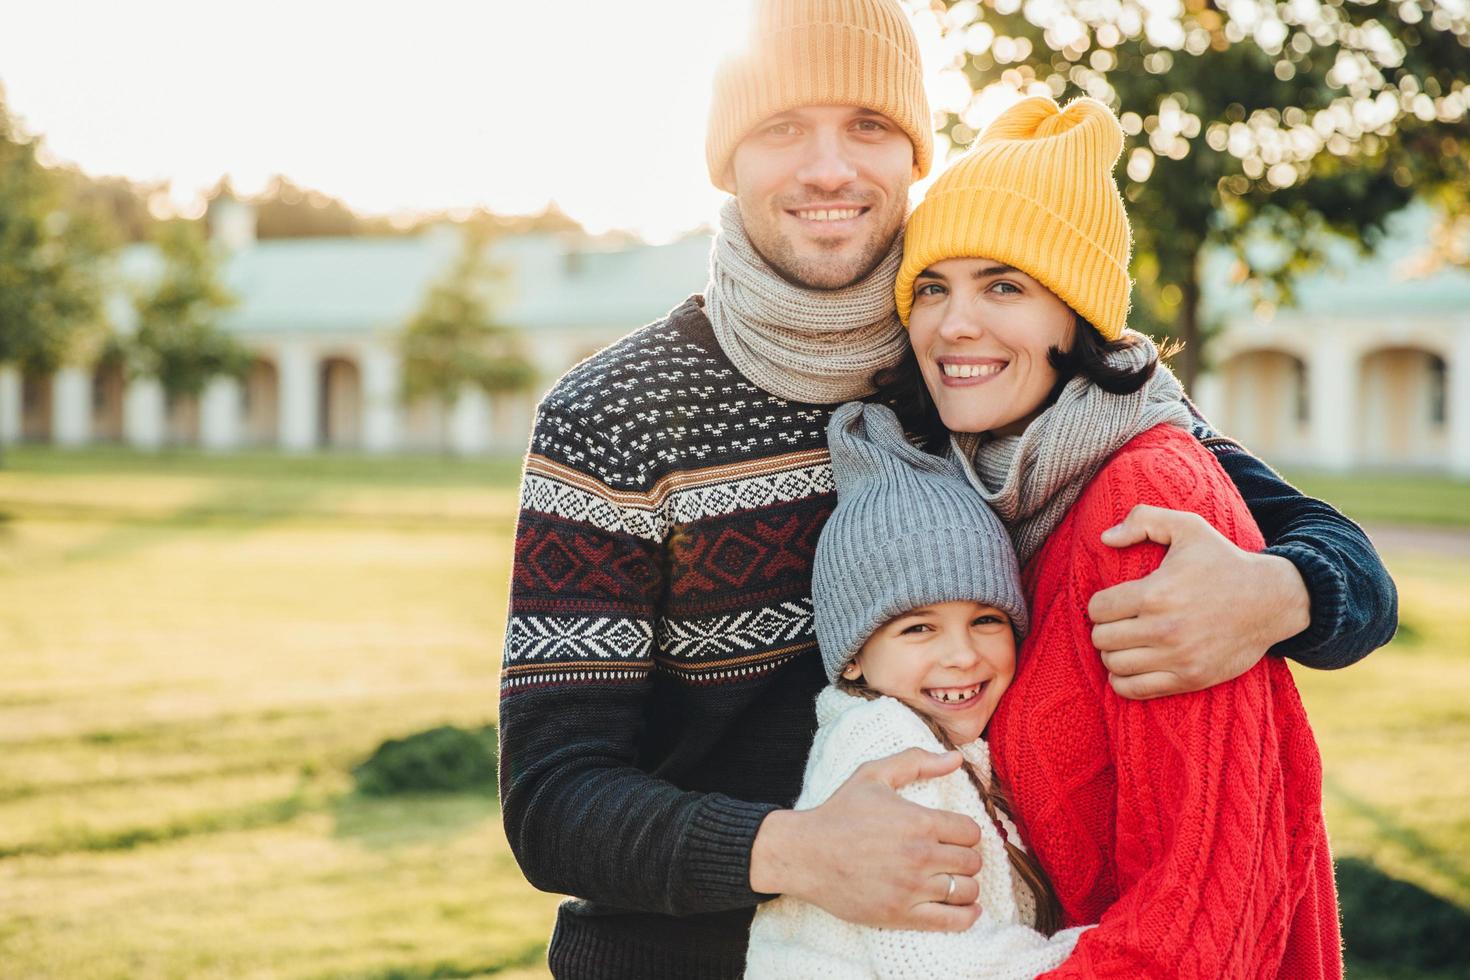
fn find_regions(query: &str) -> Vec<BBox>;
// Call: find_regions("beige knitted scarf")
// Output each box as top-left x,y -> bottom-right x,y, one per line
951,333 -> 1194,567
704,199 -> 910,404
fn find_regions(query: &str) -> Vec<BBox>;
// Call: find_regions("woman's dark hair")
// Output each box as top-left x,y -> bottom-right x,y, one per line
873,315 -> 1163,449
834,672 -> 1066,936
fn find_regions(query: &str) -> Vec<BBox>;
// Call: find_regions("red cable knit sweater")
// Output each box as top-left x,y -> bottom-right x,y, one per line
989,425 -> 1342,979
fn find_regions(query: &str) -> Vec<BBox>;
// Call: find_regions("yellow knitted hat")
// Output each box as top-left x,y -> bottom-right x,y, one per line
706,0 -> 933,192
895,96 -> 1132,340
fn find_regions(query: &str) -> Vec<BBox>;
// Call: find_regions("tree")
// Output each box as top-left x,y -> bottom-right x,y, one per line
0,90 -> 111,461
244,175 -> 387,239
399,225 -> 537,451
60,171 -> 163,244
925,0 -> 1470,387
128,219 -> 250,437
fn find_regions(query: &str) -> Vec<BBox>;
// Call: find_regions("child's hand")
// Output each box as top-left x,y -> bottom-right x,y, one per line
749,747 -> 985,931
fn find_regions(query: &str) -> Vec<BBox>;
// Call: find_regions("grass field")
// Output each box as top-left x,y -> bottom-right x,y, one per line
1282,468 -> 1470,529
1,447 -> 1467,978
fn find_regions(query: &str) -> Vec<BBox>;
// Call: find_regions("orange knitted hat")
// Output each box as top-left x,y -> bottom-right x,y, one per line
895,96 -> 1132,339
705,0 -> 933,192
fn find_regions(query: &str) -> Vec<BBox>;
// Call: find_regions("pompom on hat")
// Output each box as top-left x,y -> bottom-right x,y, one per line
895,96 -> 1133,340
705,0 -> 933,192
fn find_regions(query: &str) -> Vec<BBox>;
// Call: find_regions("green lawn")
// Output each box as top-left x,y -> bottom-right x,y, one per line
1,449 -> 1466,978
0,448 -> 555,979
1282,467 -> 1470,529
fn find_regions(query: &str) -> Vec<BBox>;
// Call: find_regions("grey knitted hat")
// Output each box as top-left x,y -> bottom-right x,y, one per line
812,401 -> 1028,683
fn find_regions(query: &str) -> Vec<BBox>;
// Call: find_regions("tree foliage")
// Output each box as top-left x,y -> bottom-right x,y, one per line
129,220 -> 250,401
399,226 -> 537,433
207,176 -> 594,242
242,175 -> 388,239
60,171 -> 162,244
927,0 -> 1470,385
0,92 -> 111,375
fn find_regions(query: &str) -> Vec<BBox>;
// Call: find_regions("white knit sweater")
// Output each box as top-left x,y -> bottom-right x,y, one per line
744,687 -> 1090,979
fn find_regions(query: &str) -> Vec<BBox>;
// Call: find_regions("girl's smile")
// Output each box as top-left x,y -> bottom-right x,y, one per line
844,600 -> 1016,744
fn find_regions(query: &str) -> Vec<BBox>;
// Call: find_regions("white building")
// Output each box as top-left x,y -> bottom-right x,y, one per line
0,204 -> 712,456
3,202 -> 1468,476
1191,205 -> 1470,478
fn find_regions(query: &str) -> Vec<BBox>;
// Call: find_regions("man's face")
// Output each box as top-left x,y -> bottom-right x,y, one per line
728,105 -> 917,290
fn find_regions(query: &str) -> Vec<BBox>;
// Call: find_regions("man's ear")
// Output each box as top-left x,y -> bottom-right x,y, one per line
719,161 -> 738,195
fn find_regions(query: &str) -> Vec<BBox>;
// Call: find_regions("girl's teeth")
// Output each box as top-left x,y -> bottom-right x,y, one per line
941,362 -> 1004,379
930,685 -> 981,703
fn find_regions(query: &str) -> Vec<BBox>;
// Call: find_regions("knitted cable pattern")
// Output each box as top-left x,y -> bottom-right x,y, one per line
988,425 -> 1342,978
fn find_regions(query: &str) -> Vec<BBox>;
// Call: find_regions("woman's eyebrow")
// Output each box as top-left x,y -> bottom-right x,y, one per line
973,264 -> 1019,279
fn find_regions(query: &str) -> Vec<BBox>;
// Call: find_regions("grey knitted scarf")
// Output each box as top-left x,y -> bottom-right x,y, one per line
705,199 -> 910,404
951,333 -> 1193,567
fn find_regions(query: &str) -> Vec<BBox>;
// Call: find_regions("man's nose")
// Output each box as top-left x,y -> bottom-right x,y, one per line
794,131 -> 858,192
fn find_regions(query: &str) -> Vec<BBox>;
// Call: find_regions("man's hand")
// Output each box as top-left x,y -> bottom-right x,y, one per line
749,747 -> 983,931
1088,504 -> 1312,700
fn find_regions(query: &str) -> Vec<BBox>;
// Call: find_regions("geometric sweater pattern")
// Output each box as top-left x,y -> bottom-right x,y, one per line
499,297 -> 1388,980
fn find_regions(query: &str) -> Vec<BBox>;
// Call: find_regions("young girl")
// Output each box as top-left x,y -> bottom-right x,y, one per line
744,399 -> 1090,979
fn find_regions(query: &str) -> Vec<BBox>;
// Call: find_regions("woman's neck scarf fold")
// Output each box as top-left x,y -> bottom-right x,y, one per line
952,333 -> 1194,567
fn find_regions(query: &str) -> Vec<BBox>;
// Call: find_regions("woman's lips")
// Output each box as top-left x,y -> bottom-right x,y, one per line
936,359 -> 1007,387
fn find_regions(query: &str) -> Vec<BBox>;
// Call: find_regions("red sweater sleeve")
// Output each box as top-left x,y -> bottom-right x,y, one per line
1039,431 -> 1328,979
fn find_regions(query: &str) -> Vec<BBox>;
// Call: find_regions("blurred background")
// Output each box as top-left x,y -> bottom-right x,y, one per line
1,1 -> 1467,977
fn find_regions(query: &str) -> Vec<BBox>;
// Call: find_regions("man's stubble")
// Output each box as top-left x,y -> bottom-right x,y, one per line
737,194 -> 907,291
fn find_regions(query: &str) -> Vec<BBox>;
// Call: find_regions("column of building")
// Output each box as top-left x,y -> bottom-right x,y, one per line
277,342 -> 319,453
450,387 -> 492,455
124,376 -> 166,450
1449,323 -> 1470,479
200,376 -> 244,451
52,367 -> 92,447
1308,342 -> 1356,472
0,365 -> 21,445
361,342 -> 401,454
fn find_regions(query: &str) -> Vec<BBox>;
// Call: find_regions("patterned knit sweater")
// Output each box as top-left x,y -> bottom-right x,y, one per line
499,297 -> 1391,980
745,687 -> 1089,979
990,425 -> 1342,978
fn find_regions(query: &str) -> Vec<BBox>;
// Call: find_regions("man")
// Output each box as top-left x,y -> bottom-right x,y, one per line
499,1 -> 1396,977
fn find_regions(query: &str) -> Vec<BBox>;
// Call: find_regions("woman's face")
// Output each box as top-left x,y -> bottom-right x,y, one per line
906,257 -> 1076,436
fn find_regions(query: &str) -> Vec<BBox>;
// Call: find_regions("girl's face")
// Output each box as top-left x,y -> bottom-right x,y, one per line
844,600 -> 1016,744
906,257 -> 1076,436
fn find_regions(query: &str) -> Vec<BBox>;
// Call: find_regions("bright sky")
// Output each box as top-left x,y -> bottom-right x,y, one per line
0,1 -> 994,243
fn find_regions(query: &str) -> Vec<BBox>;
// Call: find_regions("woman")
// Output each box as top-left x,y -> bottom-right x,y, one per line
884,95 -> 1341,977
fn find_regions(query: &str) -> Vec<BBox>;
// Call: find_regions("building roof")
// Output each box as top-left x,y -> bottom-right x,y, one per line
114,226 -> 714,336
1200,203 -> 1470,322
110,201 -> 1467,341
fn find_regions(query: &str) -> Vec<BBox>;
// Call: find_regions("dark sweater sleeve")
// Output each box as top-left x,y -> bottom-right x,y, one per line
497,400 -> 778,916
1190,410 -> 1398,670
